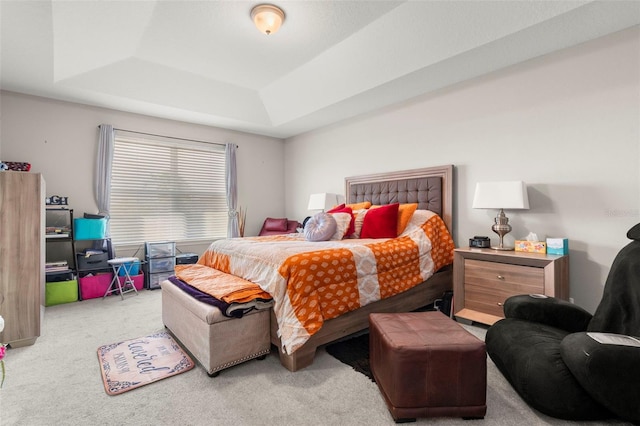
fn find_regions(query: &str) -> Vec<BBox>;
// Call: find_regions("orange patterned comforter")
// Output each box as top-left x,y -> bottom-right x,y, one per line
198,210 -> 454,354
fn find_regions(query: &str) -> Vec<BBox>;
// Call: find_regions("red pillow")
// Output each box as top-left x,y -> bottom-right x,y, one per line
360,203 -> 399,239
327,204 -> 355,237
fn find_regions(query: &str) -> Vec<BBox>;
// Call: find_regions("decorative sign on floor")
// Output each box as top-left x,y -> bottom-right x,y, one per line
97,331 -> 195,395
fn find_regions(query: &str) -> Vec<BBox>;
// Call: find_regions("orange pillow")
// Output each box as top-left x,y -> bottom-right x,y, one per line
360,203 -> 399,239
345,201 -> 371,210
397,203 -> 418,235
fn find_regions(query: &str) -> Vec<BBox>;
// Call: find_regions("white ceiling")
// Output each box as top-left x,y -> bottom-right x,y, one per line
2,1 -> 639,139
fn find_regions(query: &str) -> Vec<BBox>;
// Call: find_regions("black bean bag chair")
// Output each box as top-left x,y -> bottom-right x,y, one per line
486,223 -> 640,423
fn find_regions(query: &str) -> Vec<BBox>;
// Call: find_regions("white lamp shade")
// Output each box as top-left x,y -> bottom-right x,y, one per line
472,181 -> 530,210
308,193 -> 341,211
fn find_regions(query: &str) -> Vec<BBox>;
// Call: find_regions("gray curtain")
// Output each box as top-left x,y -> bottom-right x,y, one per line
94,124 -> 114,254
226,143 -> 239,238
95,124 -> 114,216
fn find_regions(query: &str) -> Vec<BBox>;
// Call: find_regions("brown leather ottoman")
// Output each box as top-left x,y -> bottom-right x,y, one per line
369,311 -> 486,422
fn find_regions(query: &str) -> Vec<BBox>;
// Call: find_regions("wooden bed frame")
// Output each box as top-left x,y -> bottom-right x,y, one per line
271,164 -> 454,371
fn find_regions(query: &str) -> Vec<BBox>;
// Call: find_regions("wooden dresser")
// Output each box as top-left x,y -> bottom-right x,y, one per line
453,247 -> 569,326
0,172 -> 45,347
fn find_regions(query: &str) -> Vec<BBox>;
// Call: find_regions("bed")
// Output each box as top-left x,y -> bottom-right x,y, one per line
163,164 -> 455,372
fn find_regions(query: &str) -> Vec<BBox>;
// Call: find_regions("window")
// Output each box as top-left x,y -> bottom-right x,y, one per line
109,131 -> 227,246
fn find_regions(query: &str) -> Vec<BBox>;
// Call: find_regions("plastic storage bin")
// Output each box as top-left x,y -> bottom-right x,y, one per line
74,218 -> 107,240
148,256 -> 176,273
79,273 -> 144,299
79,273 -> 114,299
45,279 -> 78,306
148,271 -> 174,290
117,260 -> 141,276
118,273 -> 144,291
145,241 -> 176,258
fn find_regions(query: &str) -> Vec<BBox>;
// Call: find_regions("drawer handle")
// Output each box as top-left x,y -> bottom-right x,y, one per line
496,274 -> 505,280
497,302 -> 503,307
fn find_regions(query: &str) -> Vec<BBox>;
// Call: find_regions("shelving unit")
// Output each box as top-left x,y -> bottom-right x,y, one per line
45,208 -> 78,306
45,208 -> 75,274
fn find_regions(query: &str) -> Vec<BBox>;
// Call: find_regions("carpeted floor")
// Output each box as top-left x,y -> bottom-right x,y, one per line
2,290 -> 633,425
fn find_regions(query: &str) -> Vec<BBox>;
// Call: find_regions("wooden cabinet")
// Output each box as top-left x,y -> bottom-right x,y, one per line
0,172 -> 45,347
453,247 -> 569,326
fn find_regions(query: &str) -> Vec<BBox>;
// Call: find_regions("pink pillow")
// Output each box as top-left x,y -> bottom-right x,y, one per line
327,204 -> 355,237
360,203 -> 399,239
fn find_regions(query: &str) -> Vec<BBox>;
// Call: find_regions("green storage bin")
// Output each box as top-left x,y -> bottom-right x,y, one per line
45,279 -> 78,306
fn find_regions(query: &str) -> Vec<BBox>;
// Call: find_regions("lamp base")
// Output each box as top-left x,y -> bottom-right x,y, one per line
491,209 -> 513,251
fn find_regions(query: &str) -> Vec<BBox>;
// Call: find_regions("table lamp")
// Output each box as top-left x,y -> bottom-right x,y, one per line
472,181 -> 530,250
307,193 -> 340,212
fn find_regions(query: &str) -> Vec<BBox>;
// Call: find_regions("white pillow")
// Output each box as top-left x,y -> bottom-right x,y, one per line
304,212 -> 337,242
329,212 -> 352,240
350,209 -> 368,238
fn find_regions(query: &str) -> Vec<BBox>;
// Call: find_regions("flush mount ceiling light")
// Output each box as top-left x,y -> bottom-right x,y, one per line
251,4 -> 285,35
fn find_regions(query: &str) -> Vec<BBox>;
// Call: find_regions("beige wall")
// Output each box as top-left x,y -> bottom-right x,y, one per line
0,92 -> 286,256
284,27 -> 640,313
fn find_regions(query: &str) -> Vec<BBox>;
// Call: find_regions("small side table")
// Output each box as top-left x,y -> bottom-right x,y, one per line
104,257 -> 140,300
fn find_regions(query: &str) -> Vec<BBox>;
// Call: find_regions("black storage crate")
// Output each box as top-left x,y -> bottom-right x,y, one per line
45,270 -> 75,282
176,252 -> 198,265
76,251 -> 109,271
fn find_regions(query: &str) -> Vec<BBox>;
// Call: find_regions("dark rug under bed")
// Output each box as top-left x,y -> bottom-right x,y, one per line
325,333 -> 374,382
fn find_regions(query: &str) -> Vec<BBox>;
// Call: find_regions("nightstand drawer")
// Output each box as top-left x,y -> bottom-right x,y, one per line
464,285 -> 508,318
464,284 -> 537,318
453,248 -> 569,326
464,259 -> 544,292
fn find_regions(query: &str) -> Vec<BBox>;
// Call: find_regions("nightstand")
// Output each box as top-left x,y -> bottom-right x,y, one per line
453,247 -> 569,326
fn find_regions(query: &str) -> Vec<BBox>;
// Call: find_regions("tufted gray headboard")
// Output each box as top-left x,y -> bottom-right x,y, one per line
345,165 -> 453,232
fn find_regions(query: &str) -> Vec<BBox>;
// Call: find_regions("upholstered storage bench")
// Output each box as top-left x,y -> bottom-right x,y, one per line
161,279 -> 271,377
369,311 -> 487,422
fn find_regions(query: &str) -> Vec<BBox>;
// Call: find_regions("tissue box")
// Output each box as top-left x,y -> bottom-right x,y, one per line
515,240 -> 547,254
546,238 -> 569,255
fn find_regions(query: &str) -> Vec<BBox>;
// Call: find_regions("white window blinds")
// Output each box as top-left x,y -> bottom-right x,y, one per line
110,131 -> 227,246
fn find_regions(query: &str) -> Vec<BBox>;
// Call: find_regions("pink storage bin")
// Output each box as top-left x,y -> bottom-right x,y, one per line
79,273 -> 114,300
80,273 -> 144,299
118,273 -> 144,291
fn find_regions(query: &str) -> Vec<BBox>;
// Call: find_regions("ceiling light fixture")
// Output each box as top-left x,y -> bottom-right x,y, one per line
251,4 -> 285,35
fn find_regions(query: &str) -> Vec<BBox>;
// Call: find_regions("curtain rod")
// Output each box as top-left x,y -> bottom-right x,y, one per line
98,125 -> 236,148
